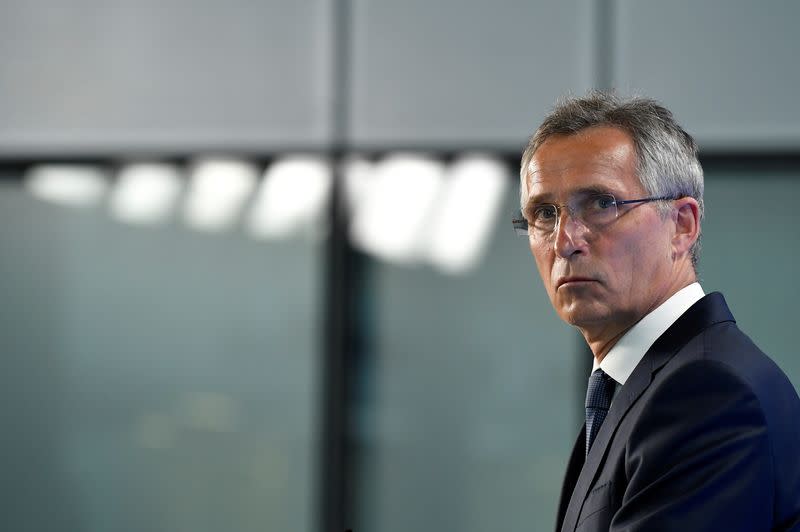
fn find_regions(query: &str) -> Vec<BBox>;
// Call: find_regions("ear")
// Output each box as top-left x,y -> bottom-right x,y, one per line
671,197 -> 700,260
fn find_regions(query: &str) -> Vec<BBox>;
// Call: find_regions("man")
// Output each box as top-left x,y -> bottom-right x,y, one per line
516,92 -> 800,531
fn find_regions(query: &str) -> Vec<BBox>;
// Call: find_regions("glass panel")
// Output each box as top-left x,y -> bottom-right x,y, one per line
0,180 -> 320,532
353,187 -> 581,532
700,167 -> 800,389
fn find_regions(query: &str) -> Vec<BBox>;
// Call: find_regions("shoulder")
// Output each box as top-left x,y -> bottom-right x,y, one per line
671,320 -> 800,426
633,355 -> 771,444
649,319 -> 800,437
619,355 -> 775,528
631,325 -> 800,524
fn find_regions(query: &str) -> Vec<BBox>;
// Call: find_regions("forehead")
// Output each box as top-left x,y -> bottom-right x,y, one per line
525,126 -> 642,199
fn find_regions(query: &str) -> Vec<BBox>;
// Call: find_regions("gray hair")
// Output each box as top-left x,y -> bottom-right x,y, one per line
520,90 -> 704,267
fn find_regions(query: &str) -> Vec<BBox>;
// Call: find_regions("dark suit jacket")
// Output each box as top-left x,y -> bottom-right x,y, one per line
556,292 -> 800,532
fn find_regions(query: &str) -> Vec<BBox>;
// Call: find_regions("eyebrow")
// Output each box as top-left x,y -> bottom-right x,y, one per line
525,185 -> 614,209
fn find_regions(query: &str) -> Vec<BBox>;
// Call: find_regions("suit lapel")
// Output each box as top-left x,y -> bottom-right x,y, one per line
559,293 -> 734,532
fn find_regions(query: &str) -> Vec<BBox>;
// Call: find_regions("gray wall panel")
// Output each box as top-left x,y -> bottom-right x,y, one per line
349,0 -> 595,149
613,0 -> 800,151
0,0 -> 333,154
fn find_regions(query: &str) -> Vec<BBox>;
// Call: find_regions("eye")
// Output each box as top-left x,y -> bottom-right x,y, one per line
581,193 -> 618,226
590,194 -> 615,210
533,204 -> 557,221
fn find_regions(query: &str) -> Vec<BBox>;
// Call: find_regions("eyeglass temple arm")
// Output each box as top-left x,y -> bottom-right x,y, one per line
613,196 -> 676,206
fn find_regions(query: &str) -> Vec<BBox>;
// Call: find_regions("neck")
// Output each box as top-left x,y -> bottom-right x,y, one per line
582,272 -> 697,364
584,327 -> 629,364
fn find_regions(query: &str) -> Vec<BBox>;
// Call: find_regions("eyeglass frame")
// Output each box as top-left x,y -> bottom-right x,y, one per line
512,193 -> 678,237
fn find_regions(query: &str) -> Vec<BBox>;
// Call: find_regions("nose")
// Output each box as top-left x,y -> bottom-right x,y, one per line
553,210 -> 587,258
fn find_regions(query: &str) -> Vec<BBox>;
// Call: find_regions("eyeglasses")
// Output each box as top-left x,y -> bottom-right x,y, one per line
512,192 -> 675,238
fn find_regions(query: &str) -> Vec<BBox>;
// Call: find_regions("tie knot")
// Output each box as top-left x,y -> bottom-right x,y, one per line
585,369 -> 615,410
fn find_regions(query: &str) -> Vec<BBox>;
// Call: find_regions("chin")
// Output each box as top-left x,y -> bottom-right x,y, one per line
557,301 -> 610,328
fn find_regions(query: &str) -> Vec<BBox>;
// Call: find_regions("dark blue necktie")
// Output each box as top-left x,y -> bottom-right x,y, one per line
585,368 -> 615,457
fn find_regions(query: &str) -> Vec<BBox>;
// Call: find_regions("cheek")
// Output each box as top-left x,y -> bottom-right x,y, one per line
614,226 -> 671,290
601,234 -> 648,290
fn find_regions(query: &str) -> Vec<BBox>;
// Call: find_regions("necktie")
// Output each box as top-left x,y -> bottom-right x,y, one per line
585,368 -> 615,457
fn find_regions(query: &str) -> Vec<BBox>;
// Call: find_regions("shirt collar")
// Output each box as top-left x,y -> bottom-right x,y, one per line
591,282 -> 705,385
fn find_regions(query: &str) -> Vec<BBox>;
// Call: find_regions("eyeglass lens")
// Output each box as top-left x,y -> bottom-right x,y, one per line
519,193 -> 618,238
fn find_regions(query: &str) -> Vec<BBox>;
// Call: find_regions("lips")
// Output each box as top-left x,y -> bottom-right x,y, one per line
556,276 -> 597,289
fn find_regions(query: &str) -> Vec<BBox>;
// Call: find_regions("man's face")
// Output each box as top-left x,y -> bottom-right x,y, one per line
524,126 -> 677,336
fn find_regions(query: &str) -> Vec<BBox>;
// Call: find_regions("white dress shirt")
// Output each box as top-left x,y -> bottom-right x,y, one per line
591,283 -> 705,394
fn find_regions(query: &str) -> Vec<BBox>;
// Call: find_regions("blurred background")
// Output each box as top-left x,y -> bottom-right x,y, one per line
1,1 -> 799,531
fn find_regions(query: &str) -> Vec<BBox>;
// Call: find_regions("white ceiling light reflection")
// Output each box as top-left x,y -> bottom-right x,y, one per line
109,163 -> 182,225
24,165 -> 108,207
350,154 -> 445,263
183,158 -> 257,232
427,155 -> 508,274
247,156 -> 332,240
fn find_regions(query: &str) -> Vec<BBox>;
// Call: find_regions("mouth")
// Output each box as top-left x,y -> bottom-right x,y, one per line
556,277 -> 597,290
